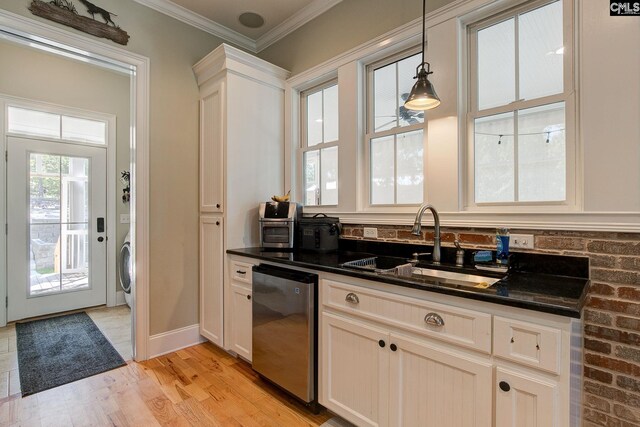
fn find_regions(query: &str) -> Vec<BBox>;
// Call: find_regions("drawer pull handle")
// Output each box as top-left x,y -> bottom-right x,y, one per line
424,312 -> 445,327
345,293 -> 360,304
236,270 -> 246,275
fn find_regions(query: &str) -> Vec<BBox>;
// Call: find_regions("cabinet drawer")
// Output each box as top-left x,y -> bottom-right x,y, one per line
230,261 -> 253,284
493,316 -> 561,374
323,279 -> 492,353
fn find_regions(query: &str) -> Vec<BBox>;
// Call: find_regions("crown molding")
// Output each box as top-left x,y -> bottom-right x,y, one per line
255,0 -> 343,52
132,0 -> 258,52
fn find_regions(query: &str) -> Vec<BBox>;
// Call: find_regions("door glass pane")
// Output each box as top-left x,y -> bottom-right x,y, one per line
323,85 -> 339,143
8,107 -> 60,138
396,130 -> 424,204
518,102 -> 566,201
30,224 -> 61,295
62,157 -> 89,223
60,223 -> 89,291
474,112 -> 515,203
61,116 -> 107,144
30,154 -> 61,223
477,19 -> 515,110
307,91 -> 323,147
519,1 -> 563,100
304,150 -> 320,206
320,146 -> 338,205
29,153 -> 90,296
371,135 -> 395,204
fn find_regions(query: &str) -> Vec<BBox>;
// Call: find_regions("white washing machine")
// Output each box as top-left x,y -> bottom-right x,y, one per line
119,231 -> 132,308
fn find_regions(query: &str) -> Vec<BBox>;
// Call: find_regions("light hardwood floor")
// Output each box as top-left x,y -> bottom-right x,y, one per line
0,341 -> 331,426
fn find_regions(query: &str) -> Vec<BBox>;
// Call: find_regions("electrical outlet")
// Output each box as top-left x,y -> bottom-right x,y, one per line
363,227 -> 378,239
510,234 -> 534,249
120,214 -> 130,224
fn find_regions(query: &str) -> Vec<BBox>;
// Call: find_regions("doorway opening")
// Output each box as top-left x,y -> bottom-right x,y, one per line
0,10 -> 150,364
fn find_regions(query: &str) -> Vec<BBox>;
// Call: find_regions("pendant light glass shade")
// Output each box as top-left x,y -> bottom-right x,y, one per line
404,65 -> 441,110
405,0 -> 441,111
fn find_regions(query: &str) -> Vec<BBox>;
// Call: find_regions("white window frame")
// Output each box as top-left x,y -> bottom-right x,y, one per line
299,80 -> 339,207
464,0 -> 578,212
364,47 -> 427,210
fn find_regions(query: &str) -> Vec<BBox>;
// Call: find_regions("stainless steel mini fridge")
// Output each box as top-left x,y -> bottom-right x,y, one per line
252,264 -> 317,404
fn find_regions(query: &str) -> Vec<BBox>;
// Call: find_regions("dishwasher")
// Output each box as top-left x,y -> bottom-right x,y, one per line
252,264 -> 318,409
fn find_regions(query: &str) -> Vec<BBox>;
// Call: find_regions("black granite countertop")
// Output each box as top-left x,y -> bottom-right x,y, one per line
227,241 -> 590,318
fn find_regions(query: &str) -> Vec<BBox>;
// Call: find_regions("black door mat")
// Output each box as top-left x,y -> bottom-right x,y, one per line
16,312 -> 126,396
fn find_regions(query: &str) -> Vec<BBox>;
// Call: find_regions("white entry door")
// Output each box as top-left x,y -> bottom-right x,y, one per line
7,136 -> 107,321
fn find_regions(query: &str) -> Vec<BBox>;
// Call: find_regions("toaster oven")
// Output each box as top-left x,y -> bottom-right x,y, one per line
258,202 -> 302,249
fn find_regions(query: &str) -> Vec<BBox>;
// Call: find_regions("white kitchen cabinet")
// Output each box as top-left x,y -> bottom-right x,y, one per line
199,79 -> 224,214
194,44 -> 288,349
388,333 -> 492,427
321,312 -> 389,427
495,367 -> 558,427
230,282 -> 252,361
199,216 -> 223,345
319,275 -> 581,427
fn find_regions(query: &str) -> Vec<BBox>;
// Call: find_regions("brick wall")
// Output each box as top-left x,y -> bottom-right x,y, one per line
342,224 -> 640,427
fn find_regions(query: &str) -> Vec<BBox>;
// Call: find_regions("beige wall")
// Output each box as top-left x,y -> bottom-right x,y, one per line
257,0 -> 456,75
0,38 -> 130,295
0,0 -> 228,334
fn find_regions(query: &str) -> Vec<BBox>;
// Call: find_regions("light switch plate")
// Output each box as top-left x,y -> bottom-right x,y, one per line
510,234 -> 534,249
363,227 -> 378,238
120,214 -> 130,224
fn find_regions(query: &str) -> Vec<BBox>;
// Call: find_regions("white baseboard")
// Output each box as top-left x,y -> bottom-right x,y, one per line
148,324 -> 206,358
115,290 -> 126,306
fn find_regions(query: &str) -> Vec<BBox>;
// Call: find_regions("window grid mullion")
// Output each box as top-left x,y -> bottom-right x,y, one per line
393,135 -> 398,204
318,148 -> 322,205
321,89 -> 325,144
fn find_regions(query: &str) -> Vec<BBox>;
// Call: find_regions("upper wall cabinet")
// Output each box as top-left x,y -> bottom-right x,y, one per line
193,43 -> 289,248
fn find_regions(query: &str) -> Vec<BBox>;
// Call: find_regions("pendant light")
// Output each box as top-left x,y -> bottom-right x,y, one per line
404,0 -> 441,110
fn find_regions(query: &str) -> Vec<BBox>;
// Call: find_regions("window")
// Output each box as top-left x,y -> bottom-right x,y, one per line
468,0 -> 571,205
8,106 -> 107,144
367,51 -> 425,205
301,83 -> 339,206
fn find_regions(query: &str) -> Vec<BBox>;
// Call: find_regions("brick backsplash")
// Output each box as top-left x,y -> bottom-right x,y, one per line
342,224 -> 640,427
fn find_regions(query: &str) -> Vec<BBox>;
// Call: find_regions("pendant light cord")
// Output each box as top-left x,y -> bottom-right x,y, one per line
421,0 -> 426,67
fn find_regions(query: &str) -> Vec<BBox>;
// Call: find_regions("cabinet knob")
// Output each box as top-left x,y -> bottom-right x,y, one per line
247,295 -> 251,300
378,340 -> 386,348
424,312 -> 445,327
390,344 -> 397,352
499,381 -> 511,392
216,221 -> 220,226
216,203 -> 221,208
345,293 -> 360,304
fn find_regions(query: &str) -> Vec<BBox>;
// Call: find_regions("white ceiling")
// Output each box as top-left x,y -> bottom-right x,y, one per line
134,0 -> 342,53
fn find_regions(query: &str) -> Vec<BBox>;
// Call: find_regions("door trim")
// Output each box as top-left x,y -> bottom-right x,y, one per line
0,10 -> 151,361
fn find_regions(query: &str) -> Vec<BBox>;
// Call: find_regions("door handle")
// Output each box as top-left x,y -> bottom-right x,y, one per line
97,236 -> 104,242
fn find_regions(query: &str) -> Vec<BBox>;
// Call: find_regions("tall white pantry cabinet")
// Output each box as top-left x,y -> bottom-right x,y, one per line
193,44 -> 288,347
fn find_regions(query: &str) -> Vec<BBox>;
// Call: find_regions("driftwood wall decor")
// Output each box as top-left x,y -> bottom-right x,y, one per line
29,0 -> 130,45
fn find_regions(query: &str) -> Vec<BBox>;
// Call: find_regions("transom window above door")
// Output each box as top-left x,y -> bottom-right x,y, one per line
8,106 -> 107,145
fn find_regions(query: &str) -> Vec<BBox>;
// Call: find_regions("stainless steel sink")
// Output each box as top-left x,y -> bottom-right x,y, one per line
342,257 -> 503,289
384,266 -> 501,289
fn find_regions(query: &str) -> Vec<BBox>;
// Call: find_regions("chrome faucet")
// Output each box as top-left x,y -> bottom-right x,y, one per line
411,204 -> 441,264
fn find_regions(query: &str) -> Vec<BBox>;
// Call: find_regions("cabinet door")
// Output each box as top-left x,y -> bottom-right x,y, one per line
388,333 -> 492,427
320,312 -> 390,427
230,283 -> 252,361
200,216 -> 223,345
495,367 -> 558,427
200,80 -> 224,213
